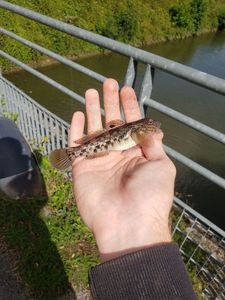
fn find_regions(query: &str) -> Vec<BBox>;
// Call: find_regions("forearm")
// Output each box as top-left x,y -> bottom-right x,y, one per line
89,243 -> 196,300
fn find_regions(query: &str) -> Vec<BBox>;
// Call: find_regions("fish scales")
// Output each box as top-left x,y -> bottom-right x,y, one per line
49,118 -> 161,171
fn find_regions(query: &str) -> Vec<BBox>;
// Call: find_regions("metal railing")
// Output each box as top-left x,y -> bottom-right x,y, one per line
0,1 -> 225,298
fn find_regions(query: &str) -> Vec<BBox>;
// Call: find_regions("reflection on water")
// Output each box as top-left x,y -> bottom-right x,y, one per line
5,31 -> 225,229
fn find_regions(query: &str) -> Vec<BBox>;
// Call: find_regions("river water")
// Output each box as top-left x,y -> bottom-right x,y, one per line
5,31 -> 225,229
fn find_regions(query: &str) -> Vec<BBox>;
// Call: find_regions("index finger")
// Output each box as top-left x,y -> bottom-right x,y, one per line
69,111 -> 85,147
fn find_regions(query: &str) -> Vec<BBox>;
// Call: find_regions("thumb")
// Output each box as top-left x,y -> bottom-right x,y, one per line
140,131 -> 167,161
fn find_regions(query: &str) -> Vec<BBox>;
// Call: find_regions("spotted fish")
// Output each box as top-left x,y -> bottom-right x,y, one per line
49,118 -> 161,171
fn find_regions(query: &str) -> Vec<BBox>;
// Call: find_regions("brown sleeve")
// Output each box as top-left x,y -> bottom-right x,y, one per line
89,243 -> 196,300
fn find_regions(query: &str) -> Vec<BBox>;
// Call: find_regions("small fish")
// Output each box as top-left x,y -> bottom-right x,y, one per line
49,118 -> 161,171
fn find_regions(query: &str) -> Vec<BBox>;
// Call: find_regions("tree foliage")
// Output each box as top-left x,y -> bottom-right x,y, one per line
1,0 -> 225,71
169,0 -> 207,32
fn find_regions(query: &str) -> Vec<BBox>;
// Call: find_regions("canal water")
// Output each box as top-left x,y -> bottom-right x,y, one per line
5,31 -> 225,229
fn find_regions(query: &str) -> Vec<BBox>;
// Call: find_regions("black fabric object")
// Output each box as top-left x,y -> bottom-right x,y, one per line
0,117 -> 43,198
89,243 -> 196,300
0,116 -> 36,178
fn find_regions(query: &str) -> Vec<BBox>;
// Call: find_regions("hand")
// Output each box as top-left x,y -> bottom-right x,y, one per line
69,79 -> 176,261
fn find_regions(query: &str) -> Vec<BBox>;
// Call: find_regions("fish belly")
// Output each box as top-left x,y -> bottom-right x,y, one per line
110,136 -> 137,151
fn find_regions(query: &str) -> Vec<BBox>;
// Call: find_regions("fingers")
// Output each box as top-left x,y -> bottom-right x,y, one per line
69,111 -> 85,147
120,86 -> 142,122
103,79 -> 121,123
85,89 -> 103,134
70,80 -> 142,148
140,131 -> 168,161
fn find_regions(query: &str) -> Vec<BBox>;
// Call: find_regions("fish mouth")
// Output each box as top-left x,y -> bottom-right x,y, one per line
153,120 -> 161,128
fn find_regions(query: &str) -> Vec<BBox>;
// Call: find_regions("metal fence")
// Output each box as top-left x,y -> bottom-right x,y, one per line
0,1 -> 225,298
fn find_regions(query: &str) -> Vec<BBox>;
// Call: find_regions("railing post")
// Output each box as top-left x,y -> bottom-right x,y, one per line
139,64 -> 155,117
124,57 -> 138,87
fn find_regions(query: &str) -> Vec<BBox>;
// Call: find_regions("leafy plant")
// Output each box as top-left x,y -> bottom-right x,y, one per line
190,0 -> 207,32
218,9 -> 225,30
169,5 -> 192,29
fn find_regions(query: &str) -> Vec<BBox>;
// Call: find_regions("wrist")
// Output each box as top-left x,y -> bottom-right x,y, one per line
95,222 -> 171,262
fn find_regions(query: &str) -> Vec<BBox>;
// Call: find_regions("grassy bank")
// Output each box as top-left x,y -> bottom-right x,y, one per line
1,0 -> 225,71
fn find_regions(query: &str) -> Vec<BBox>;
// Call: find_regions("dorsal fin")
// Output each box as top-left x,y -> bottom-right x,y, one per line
74,129 -> 106,144
105,119 -> 125,130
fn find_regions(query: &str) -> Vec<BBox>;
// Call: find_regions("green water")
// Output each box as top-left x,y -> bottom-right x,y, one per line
5,31 -> 225,229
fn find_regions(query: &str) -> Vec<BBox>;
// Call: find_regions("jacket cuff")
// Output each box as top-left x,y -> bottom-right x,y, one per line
89,243 -> 196,300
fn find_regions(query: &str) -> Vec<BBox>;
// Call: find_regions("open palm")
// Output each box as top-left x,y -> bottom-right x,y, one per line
69,79 -> 176,260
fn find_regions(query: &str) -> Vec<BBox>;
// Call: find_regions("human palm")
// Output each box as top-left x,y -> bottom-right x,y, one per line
69,79 -> 176,260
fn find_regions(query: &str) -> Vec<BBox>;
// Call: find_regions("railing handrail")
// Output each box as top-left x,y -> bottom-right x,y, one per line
1,0 -> 225,96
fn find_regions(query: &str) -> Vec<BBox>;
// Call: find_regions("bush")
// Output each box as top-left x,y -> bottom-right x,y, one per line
101,9 -> 137,43
218,9 -> 225,30
190,0 -> 207,32
169,0 -> 207,33
116,10 -> 138,42
169,5 -> 192,29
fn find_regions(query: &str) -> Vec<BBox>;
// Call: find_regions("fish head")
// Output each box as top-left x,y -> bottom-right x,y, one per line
133,118 -> 161,134
130,118 -> 161,143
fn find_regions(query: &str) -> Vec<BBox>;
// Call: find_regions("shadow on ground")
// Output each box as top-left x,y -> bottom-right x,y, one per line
0,193 -> 77,300
0,136 -> 76,299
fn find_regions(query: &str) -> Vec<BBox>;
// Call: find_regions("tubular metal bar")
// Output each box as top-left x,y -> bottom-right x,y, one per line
0,50 -> 103,115
165,145 -> 225,190
0,27 -> 106,84
145,98 -> 225,145
1,1 -> 225,96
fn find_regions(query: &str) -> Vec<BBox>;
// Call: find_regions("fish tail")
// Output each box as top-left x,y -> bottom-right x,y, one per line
49,148 -> 71,171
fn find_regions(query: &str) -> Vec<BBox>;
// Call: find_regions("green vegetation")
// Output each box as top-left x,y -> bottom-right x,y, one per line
1,0 -> 225,71
169,0 -> 208,33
